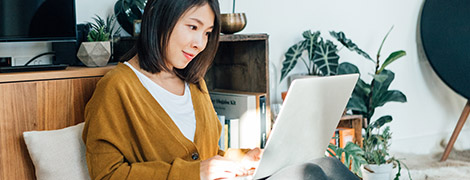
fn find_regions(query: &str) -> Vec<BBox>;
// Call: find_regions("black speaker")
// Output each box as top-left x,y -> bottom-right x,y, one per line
52,40 -> 81,65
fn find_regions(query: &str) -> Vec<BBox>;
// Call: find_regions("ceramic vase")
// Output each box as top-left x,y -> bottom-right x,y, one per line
77,41 -> 111,67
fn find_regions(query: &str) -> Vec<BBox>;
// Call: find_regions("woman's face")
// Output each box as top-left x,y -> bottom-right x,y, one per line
166,4 -> 215,69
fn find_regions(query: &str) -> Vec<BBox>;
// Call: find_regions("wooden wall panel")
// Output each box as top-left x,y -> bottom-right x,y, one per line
0,82 -> 38,180
0,76 -> 102,180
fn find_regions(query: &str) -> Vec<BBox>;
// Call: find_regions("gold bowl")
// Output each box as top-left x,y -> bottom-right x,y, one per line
220,13 -> 247,34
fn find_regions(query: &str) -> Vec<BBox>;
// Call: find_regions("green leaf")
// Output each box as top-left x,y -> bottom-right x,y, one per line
330,31 -> 373,62
302,30 -> 321,60
338,62 -> 359,75
346,77 -> 370,114
373,90 -> 407,108
280,41 -> 306,82
377,26 -> 393,58
371,115 -> 392,129
311,39 -> 339,76
378,50 -> 406,74
372,74 -> 389,83
347,95 -> 368,114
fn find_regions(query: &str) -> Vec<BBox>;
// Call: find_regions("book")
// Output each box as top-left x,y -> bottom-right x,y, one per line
210,90 -> 267,148
337,127 -> 355,148
227,118 -> 239,148
217,115 -> 226,150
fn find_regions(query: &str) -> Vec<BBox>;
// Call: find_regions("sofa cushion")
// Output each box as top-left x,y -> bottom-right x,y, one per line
23,122 -> 90,180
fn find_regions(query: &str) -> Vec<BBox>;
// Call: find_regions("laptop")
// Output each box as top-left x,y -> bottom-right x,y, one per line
237,73 -> 359,180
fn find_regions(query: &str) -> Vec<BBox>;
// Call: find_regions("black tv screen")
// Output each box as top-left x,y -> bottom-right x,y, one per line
0,0 -> 76,42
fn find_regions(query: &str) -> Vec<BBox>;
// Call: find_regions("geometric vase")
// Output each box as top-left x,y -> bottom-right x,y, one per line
76,41 -> 111,67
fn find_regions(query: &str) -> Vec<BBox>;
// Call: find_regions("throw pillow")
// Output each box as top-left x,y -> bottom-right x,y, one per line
23,122 -> 90,180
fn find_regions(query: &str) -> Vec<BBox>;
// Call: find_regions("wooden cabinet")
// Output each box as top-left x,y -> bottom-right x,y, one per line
0,66 -> 113,180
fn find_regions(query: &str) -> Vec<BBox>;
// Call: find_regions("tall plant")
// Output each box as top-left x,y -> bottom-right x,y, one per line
334,27 -> 411,179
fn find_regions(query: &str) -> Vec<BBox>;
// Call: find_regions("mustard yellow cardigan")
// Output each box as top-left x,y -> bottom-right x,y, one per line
83,63 -> 246,179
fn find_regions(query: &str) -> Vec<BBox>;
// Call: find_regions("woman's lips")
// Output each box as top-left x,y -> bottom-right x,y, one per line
183,51 -> 195,61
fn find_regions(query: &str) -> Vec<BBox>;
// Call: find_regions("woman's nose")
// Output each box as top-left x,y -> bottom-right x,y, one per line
191,33 -> 207,50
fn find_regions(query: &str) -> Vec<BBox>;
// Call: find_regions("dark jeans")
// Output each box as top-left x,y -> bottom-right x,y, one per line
267,157 -> 359,180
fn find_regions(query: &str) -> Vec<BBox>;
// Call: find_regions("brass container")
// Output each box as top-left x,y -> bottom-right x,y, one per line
220,13 -> 247,34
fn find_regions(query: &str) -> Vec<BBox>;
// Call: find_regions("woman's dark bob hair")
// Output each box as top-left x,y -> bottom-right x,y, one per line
121,0 -> 221,89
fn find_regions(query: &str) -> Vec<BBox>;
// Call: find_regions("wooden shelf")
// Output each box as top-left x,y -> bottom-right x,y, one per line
219,33 -> 269,42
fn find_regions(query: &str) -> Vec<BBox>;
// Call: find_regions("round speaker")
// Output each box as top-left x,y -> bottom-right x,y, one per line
421,0 -> 470,99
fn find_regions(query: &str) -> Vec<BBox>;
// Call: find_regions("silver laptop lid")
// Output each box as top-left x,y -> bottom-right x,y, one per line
253,74 -> 359,179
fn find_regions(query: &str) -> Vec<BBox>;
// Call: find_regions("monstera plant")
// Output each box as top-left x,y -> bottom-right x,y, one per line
280,30 -> 340,82
114,0 -> 147,35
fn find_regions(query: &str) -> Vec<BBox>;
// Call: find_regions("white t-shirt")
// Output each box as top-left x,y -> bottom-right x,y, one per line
124,62 -> 196,142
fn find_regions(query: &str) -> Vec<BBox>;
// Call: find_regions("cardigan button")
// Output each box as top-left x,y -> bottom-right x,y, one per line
191,152 -> 199,160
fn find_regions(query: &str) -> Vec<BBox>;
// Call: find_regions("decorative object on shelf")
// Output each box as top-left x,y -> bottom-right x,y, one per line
114,0 -> 147,35
221,0 -> 246,34
335,27 -> 411,180
77,14 -> 121,67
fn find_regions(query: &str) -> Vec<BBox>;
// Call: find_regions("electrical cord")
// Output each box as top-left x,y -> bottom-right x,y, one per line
24,52 -> 55,66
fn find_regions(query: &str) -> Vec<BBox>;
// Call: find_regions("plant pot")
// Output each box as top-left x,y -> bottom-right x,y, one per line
77,41 -> 111,67
361,163 -> 394,180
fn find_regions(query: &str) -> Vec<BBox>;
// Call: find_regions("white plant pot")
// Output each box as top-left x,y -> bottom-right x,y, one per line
77,41 -> 111,67
361,163 -> 394,180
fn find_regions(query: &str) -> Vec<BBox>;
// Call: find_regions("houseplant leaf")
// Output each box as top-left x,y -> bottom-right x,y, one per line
311,39 -> 339,76
347,77 -> 370,115
338,62 -> 359,75
329,31 -> 373,62
280,41 -> 306,82
302,30 -> 320,60
370,70 -> 407,109
347,95 -> 368,114
373,90 -> 407,108
370,115 -> 392,129
378,50 -> 406,74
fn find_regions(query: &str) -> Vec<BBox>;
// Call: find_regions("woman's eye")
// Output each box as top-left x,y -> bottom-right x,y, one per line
189,25 -> 197,30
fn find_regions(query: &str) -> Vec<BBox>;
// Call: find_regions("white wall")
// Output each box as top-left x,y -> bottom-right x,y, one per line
3,0 -> 469,154
224,0 -> 470,154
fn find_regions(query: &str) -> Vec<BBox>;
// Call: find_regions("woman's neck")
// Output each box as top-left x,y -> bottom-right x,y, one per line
128,56 -> 186,96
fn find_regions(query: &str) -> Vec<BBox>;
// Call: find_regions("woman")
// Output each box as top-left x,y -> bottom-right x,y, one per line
83,0 -> 359,179
82,0 -> 260,179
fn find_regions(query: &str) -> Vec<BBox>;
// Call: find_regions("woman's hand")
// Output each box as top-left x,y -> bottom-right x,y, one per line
241,147 -> 263,173
200,155 -> 249,180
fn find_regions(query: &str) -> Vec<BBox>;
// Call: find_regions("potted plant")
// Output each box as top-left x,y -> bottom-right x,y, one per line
334,27 -> 412,180
77,14 -> 121,67
280,30 -> 340,84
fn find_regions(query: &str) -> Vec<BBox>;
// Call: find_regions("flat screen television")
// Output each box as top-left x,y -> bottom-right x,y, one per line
0,0 -> 77,42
